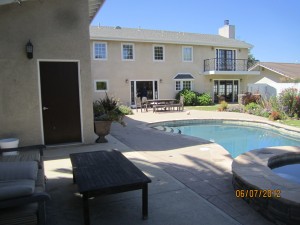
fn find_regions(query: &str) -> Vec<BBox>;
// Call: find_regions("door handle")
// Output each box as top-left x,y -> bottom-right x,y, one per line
43,107 -> 49,111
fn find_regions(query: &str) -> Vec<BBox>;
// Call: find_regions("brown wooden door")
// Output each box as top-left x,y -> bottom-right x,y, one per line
40,61 -> 82,145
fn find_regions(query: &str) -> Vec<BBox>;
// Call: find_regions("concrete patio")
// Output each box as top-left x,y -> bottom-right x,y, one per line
43,109 -> 300,225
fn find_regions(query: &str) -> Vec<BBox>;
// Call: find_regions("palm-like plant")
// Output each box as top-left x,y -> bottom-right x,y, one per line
93,93 -> 126,126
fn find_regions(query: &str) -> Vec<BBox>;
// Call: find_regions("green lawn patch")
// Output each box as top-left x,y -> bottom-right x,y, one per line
186,105 -> 300,129
186,105 -> 218,111
280,119 -> 300,128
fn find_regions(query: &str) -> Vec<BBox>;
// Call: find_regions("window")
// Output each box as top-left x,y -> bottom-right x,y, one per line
175,81 -> 181,91
94,42 -> 107,60
153,45 -> 164,61
182,46 -> 193,62
95,80 -> 108,92
122,43 -> 134,60
183,81 -> 192,90
175,80 -> 192,91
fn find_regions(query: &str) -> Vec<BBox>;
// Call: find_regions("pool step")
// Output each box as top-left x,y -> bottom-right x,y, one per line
164,126 -> 182,134
153,126 -> 182,134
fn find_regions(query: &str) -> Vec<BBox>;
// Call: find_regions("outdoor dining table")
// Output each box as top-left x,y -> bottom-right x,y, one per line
146,99 -> 177,112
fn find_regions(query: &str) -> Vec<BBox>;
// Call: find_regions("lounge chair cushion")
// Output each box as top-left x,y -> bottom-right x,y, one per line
0,150 -> 41,166
0,179 -> 35,200
0,161 -> 38,181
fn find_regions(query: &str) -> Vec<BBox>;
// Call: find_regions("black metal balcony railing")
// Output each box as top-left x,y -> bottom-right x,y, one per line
204,58 -> 258,72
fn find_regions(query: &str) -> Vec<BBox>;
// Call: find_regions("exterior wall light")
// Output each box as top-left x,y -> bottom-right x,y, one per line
26,40 -> 33,59
125,79 -> 129,83
159,79 -> 163,83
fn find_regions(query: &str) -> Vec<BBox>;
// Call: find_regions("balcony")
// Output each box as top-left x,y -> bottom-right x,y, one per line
203,58 -> 260,75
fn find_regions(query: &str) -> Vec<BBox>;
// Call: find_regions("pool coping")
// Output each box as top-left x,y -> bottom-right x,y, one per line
148,118 -> 300,138
232,146 -> 300,224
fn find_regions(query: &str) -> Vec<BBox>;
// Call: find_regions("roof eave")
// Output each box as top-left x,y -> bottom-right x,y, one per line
90,36 -> 252,49
88,0 -> 105,22
253,63 -> 295,80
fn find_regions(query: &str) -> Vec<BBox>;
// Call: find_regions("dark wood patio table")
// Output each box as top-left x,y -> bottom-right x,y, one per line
147,99 -> 177,112
70,150 -> 151,225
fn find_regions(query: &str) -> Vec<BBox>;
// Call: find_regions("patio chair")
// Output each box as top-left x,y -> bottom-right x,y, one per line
169,95 -> 184,111
142,97 -> 148,111
135,97 -> 147,112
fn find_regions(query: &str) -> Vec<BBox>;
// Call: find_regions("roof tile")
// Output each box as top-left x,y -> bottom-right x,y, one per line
90,26 -> 252,49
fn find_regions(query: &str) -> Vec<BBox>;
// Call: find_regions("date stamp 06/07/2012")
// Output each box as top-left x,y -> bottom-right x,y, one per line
235,189 -> 281,198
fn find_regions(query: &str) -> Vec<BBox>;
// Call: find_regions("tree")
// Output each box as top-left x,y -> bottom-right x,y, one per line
247,51 -> 259,69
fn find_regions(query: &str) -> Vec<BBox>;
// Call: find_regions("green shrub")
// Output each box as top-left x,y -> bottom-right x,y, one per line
118,105 -> 133,115
197,93 -> 213,106
245,102 -> 260,111
269,96 -> 281,111
176,89 -> 212,106
176,89 -> 196,106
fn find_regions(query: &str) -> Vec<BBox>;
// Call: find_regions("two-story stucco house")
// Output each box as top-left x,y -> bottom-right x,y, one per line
90,20 -> 260,106
0,0 -> 105,146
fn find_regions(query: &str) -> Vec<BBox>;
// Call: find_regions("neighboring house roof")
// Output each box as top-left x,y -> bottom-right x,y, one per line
251,62 -> 300,80
174,74 -> 194,79
0,0 -> 105,21
90,26 -> 252,49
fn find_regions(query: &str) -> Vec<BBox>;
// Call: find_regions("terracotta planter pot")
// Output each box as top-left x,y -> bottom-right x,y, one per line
94,121 -> 113,143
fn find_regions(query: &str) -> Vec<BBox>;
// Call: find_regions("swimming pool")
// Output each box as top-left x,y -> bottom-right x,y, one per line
153,120 -> 300,158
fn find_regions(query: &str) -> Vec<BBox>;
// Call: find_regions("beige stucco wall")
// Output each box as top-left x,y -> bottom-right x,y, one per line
91,40 -> 250,104
0,0 -> 94,146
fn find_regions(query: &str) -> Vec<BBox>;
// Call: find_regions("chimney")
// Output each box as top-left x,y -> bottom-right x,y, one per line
218,20 -> 235,39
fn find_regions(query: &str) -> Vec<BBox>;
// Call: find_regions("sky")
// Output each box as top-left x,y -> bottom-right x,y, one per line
91,0 -> 300,63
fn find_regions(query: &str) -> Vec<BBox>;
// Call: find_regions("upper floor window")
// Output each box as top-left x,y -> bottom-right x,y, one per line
122,43 -> 135,61
182,46 -> 193,62
153,45 -> 164,61
94,42 -> 107,60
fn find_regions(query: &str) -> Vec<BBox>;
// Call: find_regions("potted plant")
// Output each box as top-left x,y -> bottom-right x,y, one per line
93,93 -> 129,143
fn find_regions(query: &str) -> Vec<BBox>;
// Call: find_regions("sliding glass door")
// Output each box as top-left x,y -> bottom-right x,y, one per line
216,49 -> 236,71
130,80 -> 158,105
213,80 -> 239,103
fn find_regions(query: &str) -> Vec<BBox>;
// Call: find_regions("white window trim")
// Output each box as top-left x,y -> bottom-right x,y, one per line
153,44 -> 165,62
94,80 -> 109,92
121,43 -> 135,61
93,42 -> 107,60
182,46 -> 193,62
175,80 -> 194,91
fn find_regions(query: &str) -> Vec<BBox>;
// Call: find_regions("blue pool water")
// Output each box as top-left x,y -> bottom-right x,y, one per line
272,163 -> 300,184
154,121 -> 300,158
